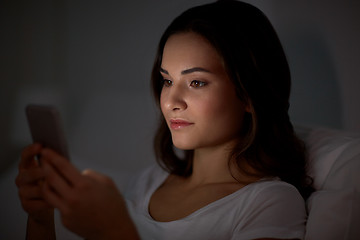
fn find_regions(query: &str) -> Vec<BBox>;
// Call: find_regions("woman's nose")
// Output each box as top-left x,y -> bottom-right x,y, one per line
162,85 -> 187,111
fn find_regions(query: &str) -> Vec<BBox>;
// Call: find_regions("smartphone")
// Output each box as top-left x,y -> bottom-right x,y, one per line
25,104 -> 70,160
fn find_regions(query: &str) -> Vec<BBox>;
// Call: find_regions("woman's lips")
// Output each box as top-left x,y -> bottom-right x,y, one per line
169,119 -> 194,130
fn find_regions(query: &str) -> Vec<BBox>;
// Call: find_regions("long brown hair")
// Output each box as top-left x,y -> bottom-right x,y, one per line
151,0 -> 313,199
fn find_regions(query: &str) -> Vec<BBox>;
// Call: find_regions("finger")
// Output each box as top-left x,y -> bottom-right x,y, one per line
18,184 -> 44,200
15,168 -> 45,187
42,180 -> 68,213
19,143 -> 43,169
82,169 -> 113,185
42,160 -> 72,197
21,199 -> 52,214
40,148 -> 82,186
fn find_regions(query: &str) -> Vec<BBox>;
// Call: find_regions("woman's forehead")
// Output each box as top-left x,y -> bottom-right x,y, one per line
161,32 -> 225,75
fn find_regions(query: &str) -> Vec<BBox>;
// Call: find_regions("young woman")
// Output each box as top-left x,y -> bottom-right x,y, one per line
16,1 -> 313,239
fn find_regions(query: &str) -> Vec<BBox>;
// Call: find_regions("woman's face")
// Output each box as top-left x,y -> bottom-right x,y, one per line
160,32 -> 248,150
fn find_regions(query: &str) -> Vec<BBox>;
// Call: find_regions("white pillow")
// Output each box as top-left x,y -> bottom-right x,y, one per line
296,126 -> 360,239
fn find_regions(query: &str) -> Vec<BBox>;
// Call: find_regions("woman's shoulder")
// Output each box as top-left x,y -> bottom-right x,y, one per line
252,178 -> 300,192
237,178 -> 306,218
229,179 -> 306,239
246,178 -> 304,203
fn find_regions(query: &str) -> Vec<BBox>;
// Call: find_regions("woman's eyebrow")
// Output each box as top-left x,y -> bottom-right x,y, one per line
181,67 -> 211,75
160,67 -> 211,75
160,67 -> 169,74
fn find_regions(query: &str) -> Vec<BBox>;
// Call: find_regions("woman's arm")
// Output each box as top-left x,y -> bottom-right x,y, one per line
26,209 -> 55,240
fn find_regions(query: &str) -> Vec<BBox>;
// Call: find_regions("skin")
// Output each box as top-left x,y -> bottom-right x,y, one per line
15,31 -> 297,240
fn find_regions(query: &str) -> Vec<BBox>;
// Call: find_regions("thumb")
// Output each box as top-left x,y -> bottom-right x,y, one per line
82,169 -> 113,184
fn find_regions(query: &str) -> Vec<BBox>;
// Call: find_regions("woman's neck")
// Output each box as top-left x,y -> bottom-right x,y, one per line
187,140 -> 261,187
189,142 -> 238,186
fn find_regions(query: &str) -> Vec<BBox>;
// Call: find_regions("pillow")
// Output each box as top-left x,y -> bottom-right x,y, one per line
295,126 -> 360,239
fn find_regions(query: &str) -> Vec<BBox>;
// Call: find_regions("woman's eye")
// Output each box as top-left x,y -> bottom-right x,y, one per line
162,79 -> 173,87
190,80 -> 207,88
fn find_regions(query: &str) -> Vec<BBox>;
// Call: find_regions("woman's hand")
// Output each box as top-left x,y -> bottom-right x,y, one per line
15,143 -> 55,239
15,143 -> 54,222
40,148 -> 139,240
